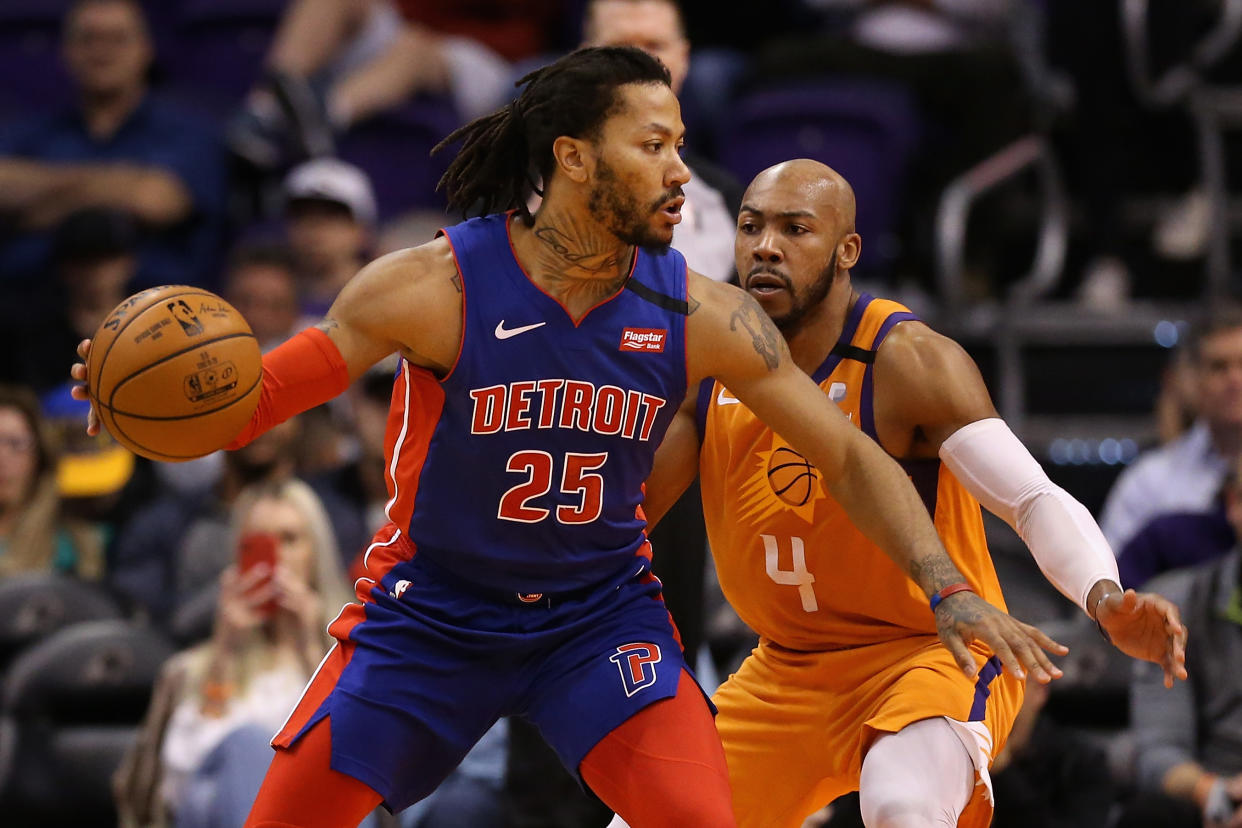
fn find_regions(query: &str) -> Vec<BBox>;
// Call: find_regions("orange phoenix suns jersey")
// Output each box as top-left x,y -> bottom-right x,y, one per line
697,294 -> 1008,650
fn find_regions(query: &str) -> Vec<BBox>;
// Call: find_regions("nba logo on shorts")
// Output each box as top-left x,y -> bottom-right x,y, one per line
610,642 -> 662,697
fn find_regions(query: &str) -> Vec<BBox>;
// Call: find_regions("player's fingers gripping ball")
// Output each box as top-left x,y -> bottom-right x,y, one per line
87,285 -> 262,461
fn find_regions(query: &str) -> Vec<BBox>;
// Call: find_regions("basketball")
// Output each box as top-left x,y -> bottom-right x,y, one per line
87,286 -> 262,462
767,446 -> 819,507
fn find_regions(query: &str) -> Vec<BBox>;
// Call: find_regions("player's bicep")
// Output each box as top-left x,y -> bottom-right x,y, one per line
876,324 -> 998,448
644,395 -> 701,529
687,278 -> 792,388
325,244 -> 458,379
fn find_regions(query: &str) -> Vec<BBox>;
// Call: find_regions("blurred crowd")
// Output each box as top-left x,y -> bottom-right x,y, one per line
2,0 -> 1242,826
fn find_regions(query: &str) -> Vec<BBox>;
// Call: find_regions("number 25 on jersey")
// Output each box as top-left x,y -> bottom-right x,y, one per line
498,451 -> 609,524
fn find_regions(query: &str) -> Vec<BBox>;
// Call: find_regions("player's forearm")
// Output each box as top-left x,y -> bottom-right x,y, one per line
827,435 -> 966,597
226,326 -> 351,449
939,418 -> 1120,613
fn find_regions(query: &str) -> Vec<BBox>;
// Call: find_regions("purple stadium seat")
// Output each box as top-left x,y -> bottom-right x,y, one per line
717,80 -> 922,278
0,1 -> 74,117
162,0 -> 288,109
337,95 -> 462,219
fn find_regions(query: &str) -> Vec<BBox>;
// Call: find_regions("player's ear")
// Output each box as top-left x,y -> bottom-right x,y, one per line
552,136 -> 591,184
838,233 -> 862,271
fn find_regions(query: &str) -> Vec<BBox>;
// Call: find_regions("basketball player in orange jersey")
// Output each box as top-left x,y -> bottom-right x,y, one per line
635,159 -> 1190,828
72,50 -> 1071,828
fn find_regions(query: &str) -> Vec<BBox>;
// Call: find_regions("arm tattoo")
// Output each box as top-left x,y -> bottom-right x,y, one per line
728,297 -> 780,370
315,318 -> 340,334
908,554 -> 966,596
686,294 -> 701,315
450,268 -> 462,293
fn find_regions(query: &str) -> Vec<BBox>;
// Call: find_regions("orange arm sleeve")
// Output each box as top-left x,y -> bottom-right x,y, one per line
226,327 -> 351,449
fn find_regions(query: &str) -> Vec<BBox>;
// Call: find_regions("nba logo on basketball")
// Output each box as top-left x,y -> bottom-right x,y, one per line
610,642 -> 662,697
619,328 -> 666,353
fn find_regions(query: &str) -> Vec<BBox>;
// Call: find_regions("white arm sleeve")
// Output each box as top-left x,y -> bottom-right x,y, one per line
938,417 -> 1120,614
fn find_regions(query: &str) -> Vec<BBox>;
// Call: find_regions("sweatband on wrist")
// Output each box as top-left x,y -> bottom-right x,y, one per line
930,582 -> 975,612
939,418 -> 1120,614
226,327 -> 350,449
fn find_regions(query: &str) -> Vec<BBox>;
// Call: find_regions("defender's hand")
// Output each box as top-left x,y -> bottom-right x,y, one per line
1096,588 -> 1188,688
68,339 -> 100,435
935,592 -> 1068,683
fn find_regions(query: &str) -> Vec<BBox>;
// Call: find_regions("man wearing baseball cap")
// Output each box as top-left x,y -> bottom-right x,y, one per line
283,159 -> 378,322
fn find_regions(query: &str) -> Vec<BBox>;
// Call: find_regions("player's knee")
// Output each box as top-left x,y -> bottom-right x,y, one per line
862,796 -> 955,828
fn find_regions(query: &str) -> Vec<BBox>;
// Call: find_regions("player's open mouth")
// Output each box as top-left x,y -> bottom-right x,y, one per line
659,198 -> 684,223
747,272 -> 789,296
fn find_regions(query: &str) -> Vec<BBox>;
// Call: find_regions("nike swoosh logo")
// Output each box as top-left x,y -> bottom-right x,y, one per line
717,387 -> 740,405
494,320 -> 547,340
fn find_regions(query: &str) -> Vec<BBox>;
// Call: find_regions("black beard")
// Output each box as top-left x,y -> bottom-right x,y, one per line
588,158 -> 677,251
772,251 -> 837,335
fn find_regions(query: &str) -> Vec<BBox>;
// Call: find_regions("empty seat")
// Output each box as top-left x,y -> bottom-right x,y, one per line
0,620 -> 175,825
717,79 -> 921,279
0,574 -> 123,674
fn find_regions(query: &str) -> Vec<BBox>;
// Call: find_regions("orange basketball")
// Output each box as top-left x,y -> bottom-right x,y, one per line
87,286 -> 262,462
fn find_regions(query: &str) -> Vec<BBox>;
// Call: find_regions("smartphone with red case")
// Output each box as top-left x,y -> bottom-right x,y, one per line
237,532 -> 279,618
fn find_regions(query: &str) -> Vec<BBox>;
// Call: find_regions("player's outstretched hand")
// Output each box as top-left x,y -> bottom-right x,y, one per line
68,339 -> 100,436
1097,588 -> 1188,689
935,592 -> 1068,683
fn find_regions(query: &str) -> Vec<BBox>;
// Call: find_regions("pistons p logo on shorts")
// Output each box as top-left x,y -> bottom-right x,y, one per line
609,642 -> 662,697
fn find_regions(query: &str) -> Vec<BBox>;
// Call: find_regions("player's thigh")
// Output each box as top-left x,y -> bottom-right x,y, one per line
580,669 -> 734,828
713,652 -> 848,828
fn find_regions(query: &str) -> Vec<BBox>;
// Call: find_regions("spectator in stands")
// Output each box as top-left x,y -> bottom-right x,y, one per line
113,479 -> 359,828
284,158 -> 376,323
222,243 -> 304,353
0,384 -> 105,580
0,207 -> 137,394
0,0 -> 226,292
1117,459 -> 1241,589
312,361 -> 395,576
1101,308 -> 1242,553
109,418 -> 302,628
1123,537 -> 1242,826
989,678 -> 1116,828
229,0 -> 564,170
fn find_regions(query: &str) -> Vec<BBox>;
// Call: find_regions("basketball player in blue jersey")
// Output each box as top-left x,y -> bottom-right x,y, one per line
71,47 -> 1068,828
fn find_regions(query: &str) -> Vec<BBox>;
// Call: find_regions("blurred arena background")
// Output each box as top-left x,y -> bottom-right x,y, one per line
0,1 -> 1240,826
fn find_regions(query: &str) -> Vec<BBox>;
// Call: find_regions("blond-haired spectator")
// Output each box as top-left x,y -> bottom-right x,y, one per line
114,478 -> 360,828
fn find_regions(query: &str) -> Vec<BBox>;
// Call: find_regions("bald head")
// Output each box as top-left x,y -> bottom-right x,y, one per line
735,159 -> 863,335
744,159 -> 856,235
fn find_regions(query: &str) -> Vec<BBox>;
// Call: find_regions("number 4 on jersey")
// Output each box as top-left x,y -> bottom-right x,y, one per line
762,534 -> 818,612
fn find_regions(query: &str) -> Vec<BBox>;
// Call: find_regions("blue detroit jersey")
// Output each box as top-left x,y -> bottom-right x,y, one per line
384,213 -> 689,593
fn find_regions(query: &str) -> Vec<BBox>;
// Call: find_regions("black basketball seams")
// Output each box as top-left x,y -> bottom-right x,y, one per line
90,286 -> 207,400
101,332 -> 258,417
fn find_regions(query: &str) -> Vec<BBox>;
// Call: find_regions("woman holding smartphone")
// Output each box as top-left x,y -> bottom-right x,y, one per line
115,479 -> 357,828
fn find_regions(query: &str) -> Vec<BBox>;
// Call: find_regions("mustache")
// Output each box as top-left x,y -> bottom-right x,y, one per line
745,266 -> 793,290
652,187 -> 685,209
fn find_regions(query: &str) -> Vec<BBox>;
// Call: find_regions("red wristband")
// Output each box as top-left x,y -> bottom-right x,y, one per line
930,582 -> 974,612
225,327 -> 351,449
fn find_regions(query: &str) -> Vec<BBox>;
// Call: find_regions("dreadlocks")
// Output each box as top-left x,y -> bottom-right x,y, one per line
433,46 -> 672,221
